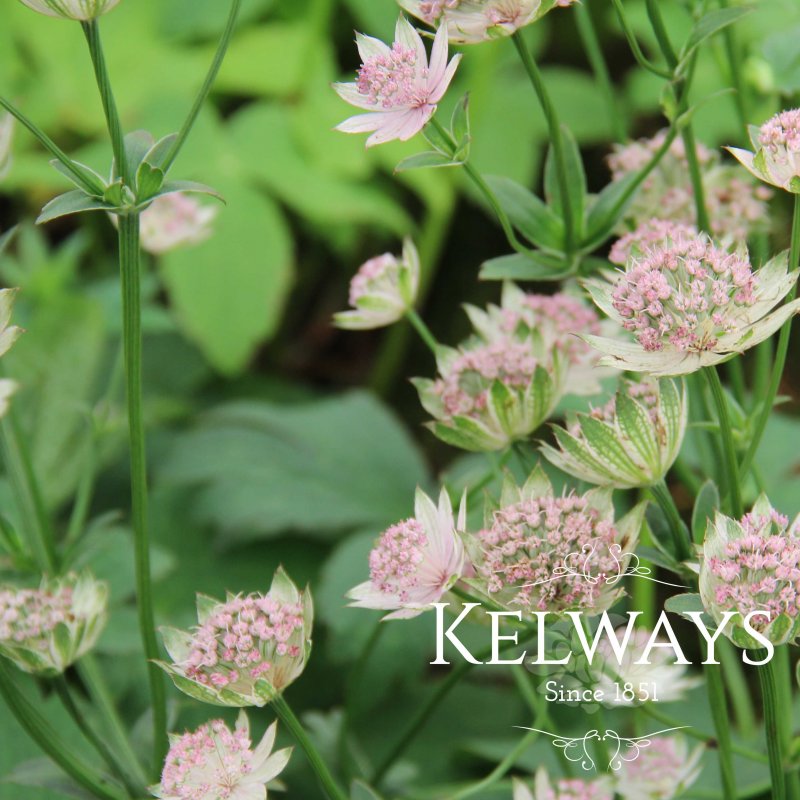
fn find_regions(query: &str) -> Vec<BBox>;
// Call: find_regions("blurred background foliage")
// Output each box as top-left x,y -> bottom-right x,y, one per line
2,0 -> 800,797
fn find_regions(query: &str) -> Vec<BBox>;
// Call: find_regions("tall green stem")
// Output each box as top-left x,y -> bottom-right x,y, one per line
754,653 -> 787,800
705,663 -> 737,800
740,194 -> 800,478
406,308 -> 438,355
704,367 -> 743,518
649,479 -> 691,561
718,0 -> 751,133
510,31 -> 576,253
775,647 -> 800,798
272,695 -> 348,800
119,214 -> 167,773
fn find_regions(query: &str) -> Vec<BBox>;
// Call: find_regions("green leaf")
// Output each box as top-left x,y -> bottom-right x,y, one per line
479,251 -> 572,282
450,93 -> 471,153
351,781 -> 384,800
36,192 -> 114,225
692,480 -> 720,545
48,160 -> 106,195
120,129 -> 155,180
543,125 -> 586,242
135,162 -> 165,201
147,179 -> 224,204
394,152 -> 461,173
422,120 -> 454,156
582,172 -> 639,249
484,176 -> 564,251
678,7 -> 754,74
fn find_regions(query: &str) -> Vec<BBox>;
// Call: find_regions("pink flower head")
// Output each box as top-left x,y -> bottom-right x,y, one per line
467,468 -> 644,616
139,193 -> 218,255
728,108 -> 800,193
334,16 -> 461,147
153,712 -> 291,800
348,488 -> 467,620
700,495 -> 800,648
609,219 -> 699,266
159,568 -> 313,707
609,130 -> 770,241
615,736 -> 703,800
583,233 -> 800,375
514,768 -> 613,800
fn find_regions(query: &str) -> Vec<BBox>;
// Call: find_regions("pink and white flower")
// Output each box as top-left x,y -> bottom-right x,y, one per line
583,233 -> 800,376
334,238 -> 420,330
400,0 -> 578,44
158,568 -> 313,706
348,488 -> 467,620
17,0 -> 122,19
334,16 -> 461,147
609,219 -> 698,267
615,736 -> 703,799
153,712 -> 291,800
700,495 -> 800,648
514,768 -> 613,800
139,193 -> 218,255
728,108 -> 800,193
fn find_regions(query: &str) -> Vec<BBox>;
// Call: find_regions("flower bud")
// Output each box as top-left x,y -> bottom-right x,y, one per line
153,712 -> 291,800
700,495 -> 800,648
139,194 -> 218,255
18,0 -> 122,20
0,572 -> 108,676
158,568 -> 313,707
541,378 -> 688,489
334,238 -> 420,330
616,736 -> 703,799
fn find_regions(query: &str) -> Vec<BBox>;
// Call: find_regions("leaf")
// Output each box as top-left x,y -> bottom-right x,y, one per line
692,480 -> 720,545
394,152 -> 461,173
678,7 -> 754,73
135,161 -> 165,201
351,780 -> 384,800
582,172 -> 640,249
147,179 -> 224,204
479,251 -> 572,282
155,392 -> 430,542
36,191 -> 114,225
543,125 -> 586,242
450,93 -> 471,152
484,176 -> 564,251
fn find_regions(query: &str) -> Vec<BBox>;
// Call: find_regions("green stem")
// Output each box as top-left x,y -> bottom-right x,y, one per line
406,308 -> 438,355
644,0 -> 678,68
118,214 -> 167,774
705,662 -> 737,799
162,0 -> 242,173
775,647 -> 800,798
272,695 -> 348,800
718,0 -> 750,133
740,194 -> 800,479
574,3 -> 626,141
681,123 -> 712,233
610,0 -> 672,79
511,31 -> 576,253
727,357 -> 747,406
0,662 -> 124,800
82,21 -> 128,184
0,97 -> 105,196
718,638 -> 757,735
754,653 -> 787,800
704,367 -> 743,518
649,479 -> 691,561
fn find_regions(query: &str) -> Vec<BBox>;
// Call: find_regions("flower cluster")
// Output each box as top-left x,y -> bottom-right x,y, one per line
0,572 -> 108,676
334,17 -> 461,146
349,488 -> 466,619
609,219 -> 698,267
468,469 -> 644,615
139,194 -> 218,255
608,131 -> 771,241
159,568 -> 313,706
584,233 -> 800,375
153,712 -> 291,800
18,0 -> 121,20
700,495 -> 800,648
541,378 -> 688,489
728,108 -> 800,193
615,736 -> 703,800
399,0 -> 578,44
334,238 -> 420,330
514,769 -> 613,800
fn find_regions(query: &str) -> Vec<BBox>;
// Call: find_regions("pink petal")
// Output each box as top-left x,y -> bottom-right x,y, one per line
429,54 -> 461,104
428,22 -> 449,87
333,82 -> 379,111
337,111 -> 395,134
356,32 -> 391,63
366,108 -> 429,146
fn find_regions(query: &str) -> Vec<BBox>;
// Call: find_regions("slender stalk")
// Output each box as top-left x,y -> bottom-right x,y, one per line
704,367 -> 743,518
649,479 -> 692,561
754,652 -> 787,800
681,123 -> 712,233
118,214 -> 167,774
610,0 -> 672,79
574,3 -> 626,141
511,31 -> 576,253
272,695 -> 348,800
718,0 -> 751,133
0,662 -> 124,800
162,0 -> 243,173
644,0 -> 678,68
406,309 -> 438,355
705,662 -> 737,800
718,638 -> 757,734
775,647 -> 800,798
740,194 -> 800,478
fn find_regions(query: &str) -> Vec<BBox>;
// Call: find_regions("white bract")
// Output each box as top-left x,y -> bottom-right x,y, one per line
17,0 -> 122,19
0,114 -> 14,181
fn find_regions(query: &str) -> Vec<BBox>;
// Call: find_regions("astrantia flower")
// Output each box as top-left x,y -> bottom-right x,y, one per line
0,114 -> 13,181
699,495 -> 800,648
334,238 -> 420,330
153,712 -> 291,800
468,468 -> 645,616
592,628 -> 701,707
348,487 -> 467,620
0,572 -> 108,676
400,0 -> 578,44
608,131 -> 770,241
514,768 -> 613,800
540,378 -> 687,489
615,736 -> 703,800
464,282 -> 612,396
0,289 -> 23,360
158,568 -> 313,707
334,16 -> 461,147
727,109 -> 800,193
609,219 -> 698,267
17,0 -> 121,19
583,234 -> 800,376
139,194 -> 218,255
